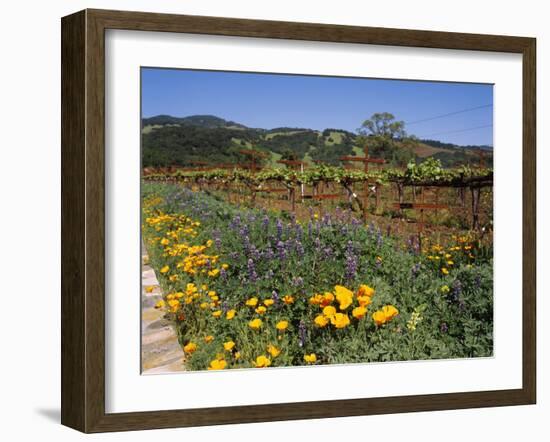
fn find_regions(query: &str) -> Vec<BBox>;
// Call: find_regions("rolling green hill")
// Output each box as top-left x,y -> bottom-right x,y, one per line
141,114 -> 492,168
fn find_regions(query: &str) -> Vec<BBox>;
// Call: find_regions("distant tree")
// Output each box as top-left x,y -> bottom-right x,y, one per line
356,112 -> 418,167
358,112 -> 406,139
281,149 -> 298,161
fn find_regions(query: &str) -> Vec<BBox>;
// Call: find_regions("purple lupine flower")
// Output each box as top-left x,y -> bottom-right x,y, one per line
213,229 -> 222,250
314,237 -> 321,249
230,215 -> 241,230
276,218 -> 283,241
264,244 -> 274,260
451,279 -> 462,302
247,258 -> 258,282
220,267 -> 227,281
376,229 -> 383,248
344,241 -> 358,282
262,214 -> 270,231
368,222 -> 375,236
323,247 -> 333,259
298,320 -> 307,347
272,290 -> 280,305
240,224 -> 250,238
411,263 -> 421,278
440,322 -> 448,333
276,240 -> 287,261
295,223 -> 303,241
307,221 -> 313,238
474,273 -> 482,290
249,245 -> 261,261
221,301 -> 230,314
242,235 -> 250,253
406,235 -> 414,252
295,240 -> 305,258
292,276 -> 304,287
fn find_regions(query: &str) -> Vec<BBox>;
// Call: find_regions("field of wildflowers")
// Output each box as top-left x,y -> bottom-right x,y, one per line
142,182 -> 493,371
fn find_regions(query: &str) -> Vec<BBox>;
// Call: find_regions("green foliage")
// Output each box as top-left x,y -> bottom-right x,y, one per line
141,114 -> 494,169
146,159 -> 493,189
358,112 -> 406,139
142,183 -> 493,370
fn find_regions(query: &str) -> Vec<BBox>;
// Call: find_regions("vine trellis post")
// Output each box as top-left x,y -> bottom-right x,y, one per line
340,145 -> 385,221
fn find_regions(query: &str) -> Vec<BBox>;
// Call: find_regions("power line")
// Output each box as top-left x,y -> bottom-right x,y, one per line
405,104 -> 493,126
417,123 -> 493,139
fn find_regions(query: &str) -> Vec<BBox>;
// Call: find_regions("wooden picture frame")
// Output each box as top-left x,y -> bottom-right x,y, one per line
61,8 -> 536,433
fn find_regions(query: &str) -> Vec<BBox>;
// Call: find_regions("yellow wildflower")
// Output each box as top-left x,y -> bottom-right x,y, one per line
357,295 -> 372,307
154,299 -> 165,309
226,309 -> 236,320
276,320 -> 289,331
249,318 -> 263,330
160,265 -> 170,274
304,353 -> 317,364
334,285 -> 353,310
382,305 -> 399,320
246,297 -> 259,307
255,306 -> 267,315
183,342 -> 197,354
320,292 -> 334,307
267,345 -> 281,358
223,341 -> 235,351
282,295 -> 295,305
212,310 -> 222,318
331,312 -> 350,329
373,305 -> 399,326
263,299 -> 275,307
254,355 -> 271,368
204,335 -> 214,343
357,284 -> 375,298
208,358 -> 227,370
352,306 -> 367,319
372,310 -> 387,326
322,305 -> 337,318
314,314 -> 329,328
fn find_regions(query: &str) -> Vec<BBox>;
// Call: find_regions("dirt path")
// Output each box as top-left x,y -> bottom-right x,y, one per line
141,245 -> 185,374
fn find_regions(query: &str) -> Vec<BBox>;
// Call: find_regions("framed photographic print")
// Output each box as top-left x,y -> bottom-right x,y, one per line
61,9 -> 536,433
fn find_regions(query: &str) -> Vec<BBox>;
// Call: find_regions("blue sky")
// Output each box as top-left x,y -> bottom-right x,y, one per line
141,68 -> 493,146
